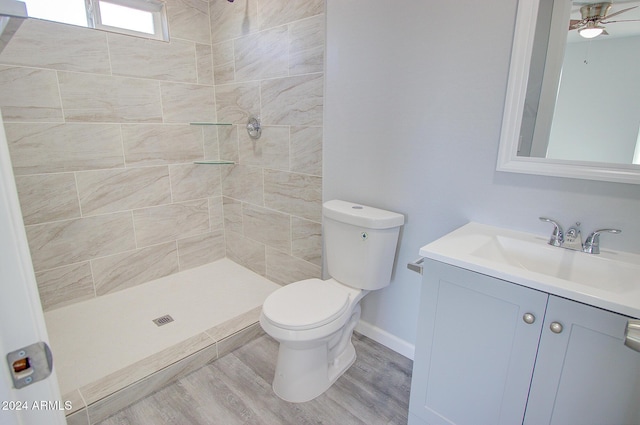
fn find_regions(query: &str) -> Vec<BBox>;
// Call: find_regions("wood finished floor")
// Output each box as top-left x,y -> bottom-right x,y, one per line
97,333 -> 413,425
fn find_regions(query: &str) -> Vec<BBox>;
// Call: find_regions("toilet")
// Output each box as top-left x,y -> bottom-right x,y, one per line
260,199 -> 404,403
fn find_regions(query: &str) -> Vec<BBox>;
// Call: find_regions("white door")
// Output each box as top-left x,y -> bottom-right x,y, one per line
0,115 -> 66,425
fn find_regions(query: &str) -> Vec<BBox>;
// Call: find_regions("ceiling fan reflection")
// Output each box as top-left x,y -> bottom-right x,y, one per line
569,2 -> 640,38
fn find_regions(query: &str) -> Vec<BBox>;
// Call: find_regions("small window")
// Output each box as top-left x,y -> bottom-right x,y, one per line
89,0 -> 168,41
20,0 -> 169,41
19,0 -> 88,27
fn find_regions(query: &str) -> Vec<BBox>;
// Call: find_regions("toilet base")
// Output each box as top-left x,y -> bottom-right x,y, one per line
272,338 -> 356,403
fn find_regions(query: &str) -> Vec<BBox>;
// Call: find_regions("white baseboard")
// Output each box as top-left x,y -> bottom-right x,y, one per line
355,320 -> 415,360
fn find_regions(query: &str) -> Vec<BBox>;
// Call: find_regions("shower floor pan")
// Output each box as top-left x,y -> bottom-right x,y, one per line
43,258 -> 280,424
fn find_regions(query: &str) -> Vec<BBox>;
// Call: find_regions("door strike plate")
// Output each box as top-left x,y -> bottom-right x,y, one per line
6,341 -> 53,389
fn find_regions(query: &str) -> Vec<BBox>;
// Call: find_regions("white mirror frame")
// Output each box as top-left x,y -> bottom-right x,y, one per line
496,0 -> 640,185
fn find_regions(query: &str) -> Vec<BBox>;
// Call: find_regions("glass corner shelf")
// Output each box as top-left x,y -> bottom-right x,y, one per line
190,122 -> 233,126
193,160 -> 235,165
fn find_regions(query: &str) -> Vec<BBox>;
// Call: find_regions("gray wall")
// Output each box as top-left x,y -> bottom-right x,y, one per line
324,0 -> 640,356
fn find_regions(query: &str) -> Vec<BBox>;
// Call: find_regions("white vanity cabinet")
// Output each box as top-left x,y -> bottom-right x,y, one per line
409,259 -> 640,425
408,260 -> 547,425
524,295 -> 640,425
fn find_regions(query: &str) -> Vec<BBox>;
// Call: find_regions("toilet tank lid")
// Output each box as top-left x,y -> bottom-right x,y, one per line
323,200 -> 404,229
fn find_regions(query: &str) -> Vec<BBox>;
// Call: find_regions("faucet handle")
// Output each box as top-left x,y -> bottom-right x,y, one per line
583,229 -> 621,254
539,217 -> 563,247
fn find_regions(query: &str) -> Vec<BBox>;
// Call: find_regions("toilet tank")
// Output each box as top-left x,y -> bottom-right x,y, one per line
323,200 -> 404,290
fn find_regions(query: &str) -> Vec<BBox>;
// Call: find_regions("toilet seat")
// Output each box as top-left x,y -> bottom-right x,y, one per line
262,279 -> 351,331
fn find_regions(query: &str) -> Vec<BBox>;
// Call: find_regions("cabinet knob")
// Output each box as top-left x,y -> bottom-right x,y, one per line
523,313 -> 536,324
550,322 -> 563,334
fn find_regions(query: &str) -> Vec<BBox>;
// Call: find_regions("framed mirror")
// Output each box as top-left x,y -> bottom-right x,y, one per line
497,0 -> 640,184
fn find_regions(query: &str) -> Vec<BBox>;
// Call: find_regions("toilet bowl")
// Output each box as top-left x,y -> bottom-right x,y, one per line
260,278 -> 367,402
260,200 -> 404,403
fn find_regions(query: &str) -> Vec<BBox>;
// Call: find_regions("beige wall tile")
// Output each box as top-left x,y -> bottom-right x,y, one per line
214,61 -> 236,85
108,34 -> 197,83
213,63 -> 235,83
77,167 -> 171,216
196,43 -> 214,85
234,26 -> 288,82
242,204 -> 291,253
35,262 -> 94,312
221,164 -> 264,205
5,123 -> 124,175
261,73 -> 324,126
211,41 -> 234,84
209,196 -> 224,230
58,72 -> 163,123
92,243 -> 179,296
0,19 -> 110,74
210,0 -> 258,43
26,212 -> 136,272
177,229 -> 225,270
218,125 -> 239,162
15,173 -> 81,225
212,40 -> 234,67
225,230 -> 265,276
122,124 -> 204,167
169,163 -> 221,203
259,0 -> 324,30
6,124 -> 123,175
264,169 -> 322,221
222,196 -> 242,234
238,125 -> 289,170
166,0 -> 211,44
133,199 -> 210,247
292,217 -> 322,267
160,82 -> 216,123
289,14 -> 325,75
266,247 -> 321,285
214,81 -> 260,123
0,66 -> 63,122
203,126 -> 221,160
290,126 -> 322,176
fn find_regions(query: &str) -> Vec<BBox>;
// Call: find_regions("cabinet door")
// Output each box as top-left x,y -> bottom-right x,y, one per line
409,261 -> 548,425
524,296 -> 640,425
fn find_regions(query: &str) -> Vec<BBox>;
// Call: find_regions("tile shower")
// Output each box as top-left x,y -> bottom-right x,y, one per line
0,0 -> 325,421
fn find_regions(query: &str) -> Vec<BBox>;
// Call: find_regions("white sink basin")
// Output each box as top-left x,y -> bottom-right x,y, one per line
419,222 -> 640,318
472,235 -> 638,293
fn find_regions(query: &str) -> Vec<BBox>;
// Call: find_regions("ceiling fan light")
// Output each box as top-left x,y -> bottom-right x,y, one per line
578,22 -> 604,38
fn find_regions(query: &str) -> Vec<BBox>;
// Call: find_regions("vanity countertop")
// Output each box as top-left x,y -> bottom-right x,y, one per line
419,222 -> 640,319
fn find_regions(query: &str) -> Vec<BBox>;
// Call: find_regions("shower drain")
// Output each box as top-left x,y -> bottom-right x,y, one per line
152,314 -> 174,327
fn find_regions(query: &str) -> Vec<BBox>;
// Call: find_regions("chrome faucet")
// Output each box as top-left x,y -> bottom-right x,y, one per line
538,217 -> 563,247
539,217 -> 621,254
583,229 -> 622,254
